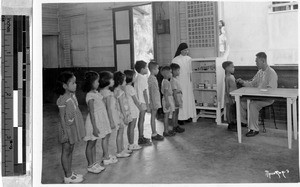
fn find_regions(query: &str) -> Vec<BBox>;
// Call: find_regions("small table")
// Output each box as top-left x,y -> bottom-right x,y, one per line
230,87 -> 298,149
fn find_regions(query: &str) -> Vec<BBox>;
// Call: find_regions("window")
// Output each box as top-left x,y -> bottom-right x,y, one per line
186,1 -> 216,48
271,1 -> 298,12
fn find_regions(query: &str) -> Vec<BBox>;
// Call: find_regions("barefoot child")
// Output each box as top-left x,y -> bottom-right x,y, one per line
55,71 -> 85,183
113,71 -> 133,157
82,71 -> 111,173
99,71 -> 119,165
160,66 -> 176,137
170,63 -> 185,133
222,61 -> 237,132
124,70 -> 143,151
134,60 -> 152,145
148,61 -> 164,141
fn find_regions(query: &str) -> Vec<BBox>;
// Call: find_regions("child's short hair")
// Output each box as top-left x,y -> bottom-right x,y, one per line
134,60 -> 147,73
113,71 -> 125,88
161,65 -> 171,72
124,69 -> 135,84
148,60 -> 159,72
99,71 -> 113,89
55,71 -> 74,95
82,71 -> 99,93
222,61 -> 233,70
170,63 -> 180,72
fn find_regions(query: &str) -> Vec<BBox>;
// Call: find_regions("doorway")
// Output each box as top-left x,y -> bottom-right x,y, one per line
113,3 -> 154,71
132,4 -> 154,63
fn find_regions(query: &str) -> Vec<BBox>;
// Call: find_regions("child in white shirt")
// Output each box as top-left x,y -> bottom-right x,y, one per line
134,60 -> 152,145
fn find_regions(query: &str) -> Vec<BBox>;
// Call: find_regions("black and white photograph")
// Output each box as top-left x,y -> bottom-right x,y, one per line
39,0 -> 299,185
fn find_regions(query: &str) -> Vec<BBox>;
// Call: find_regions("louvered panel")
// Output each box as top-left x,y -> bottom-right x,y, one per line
179,2 -> 187,43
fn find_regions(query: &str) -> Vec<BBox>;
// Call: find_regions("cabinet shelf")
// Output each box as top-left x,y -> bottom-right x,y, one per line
197,114 -> 216,119
193,70 -> 216,73
194,88 -> 217,91
195,106 -> 218,110
191,57 -> 224,125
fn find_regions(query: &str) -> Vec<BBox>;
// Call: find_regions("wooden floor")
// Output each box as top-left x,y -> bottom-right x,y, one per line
42,104 -> 299,184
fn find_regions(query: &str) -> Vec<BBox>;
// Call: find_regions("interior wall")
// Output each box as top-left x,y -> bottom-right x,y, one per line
42,2 -> 161,104
44,2 -> 170,68
169,2 -> 219,59
154,2 -> 172,66
58,3 -> 115,68
42,4 -> 60,68
223,2 -> 298,66
42,3 -> 59,35
224,2 -> 269,66
234,65 -> 298,121
267,11 -> 298,65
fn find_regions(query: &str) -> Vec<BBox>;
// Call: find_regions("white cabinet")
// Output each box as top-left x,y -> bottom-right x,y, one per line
191,57 -> 225,124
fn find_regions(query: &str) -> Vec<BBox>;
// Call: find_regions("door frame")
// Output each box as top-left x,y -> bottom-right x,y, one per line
112,6 -> 134,70
112,3 -> 155,70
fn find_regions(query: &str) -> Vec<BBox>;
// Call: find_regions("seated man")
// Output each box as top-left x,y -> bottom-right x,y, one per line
237,52 -> 278,137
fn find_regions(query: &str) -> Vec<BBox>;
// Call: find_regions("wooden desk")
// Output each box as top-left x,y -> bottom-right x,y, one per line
230,87 -> 298,149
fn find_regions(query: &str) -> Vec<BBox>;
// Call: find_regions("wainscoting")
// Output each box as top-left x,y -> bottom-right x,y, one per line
234,65 -> 298,121
43,65 -> 298,122
43,67 -> 116,105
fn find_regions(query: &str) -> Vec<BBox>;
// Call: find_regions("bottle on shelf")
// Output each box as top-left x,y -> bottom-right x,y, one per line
213,95 -> 217,107
204,80 -> 209,89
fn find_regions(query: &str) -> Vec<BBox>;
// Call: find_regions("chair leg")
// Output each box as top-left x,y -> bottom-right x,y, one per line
271,105 -> 278,129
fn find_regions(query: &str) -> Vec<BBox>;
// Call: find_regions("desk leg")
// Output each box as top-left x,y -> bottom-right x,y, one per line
247,99 -> 250,129
235,96 -> 242,143
292,98 -> 297,140
287,98 -> 292,149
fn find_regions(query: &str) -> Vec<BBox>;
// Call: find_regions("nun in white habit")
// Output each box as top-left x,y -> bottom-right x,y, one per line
171,43 -> 196,124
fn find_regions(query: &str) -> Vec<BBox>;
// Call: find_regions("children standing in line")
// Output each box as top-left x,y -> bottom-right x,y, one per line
113,71 -> 133,157
160,66 -> 176,137
148,61 -> 164,141
134,60 -> 152,145
82,71 -> 111,174
124,70 -> 143,151
55,71 -> 85,184
98,71 -> 119,165
170,63 -> 185,133
222,61 -> 237,132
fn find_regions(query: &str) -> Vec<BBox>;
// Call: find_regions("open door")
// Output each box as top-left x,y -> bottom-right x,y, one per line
113,8 -> 134,71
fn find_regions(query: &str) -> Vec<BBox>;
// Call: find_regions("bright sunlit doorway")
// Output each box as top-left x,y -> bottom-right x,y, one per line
132,4 -> 154,63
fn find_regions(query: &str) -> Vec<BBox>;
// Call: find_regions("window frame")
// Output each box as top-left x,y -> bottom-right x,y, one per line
269,1 -> 298,13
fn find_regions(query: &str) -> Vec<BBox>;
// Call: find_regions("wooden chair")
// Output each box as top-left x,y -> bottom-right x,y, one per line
260,103 -> 278,133
247,100 -> 277,133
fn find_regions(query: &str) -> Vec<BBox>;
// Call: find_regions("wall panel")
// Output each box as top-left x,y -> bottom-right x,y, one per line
154,2 -> 172,65
43,2 -> 173,69
42,4 -> 59,35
